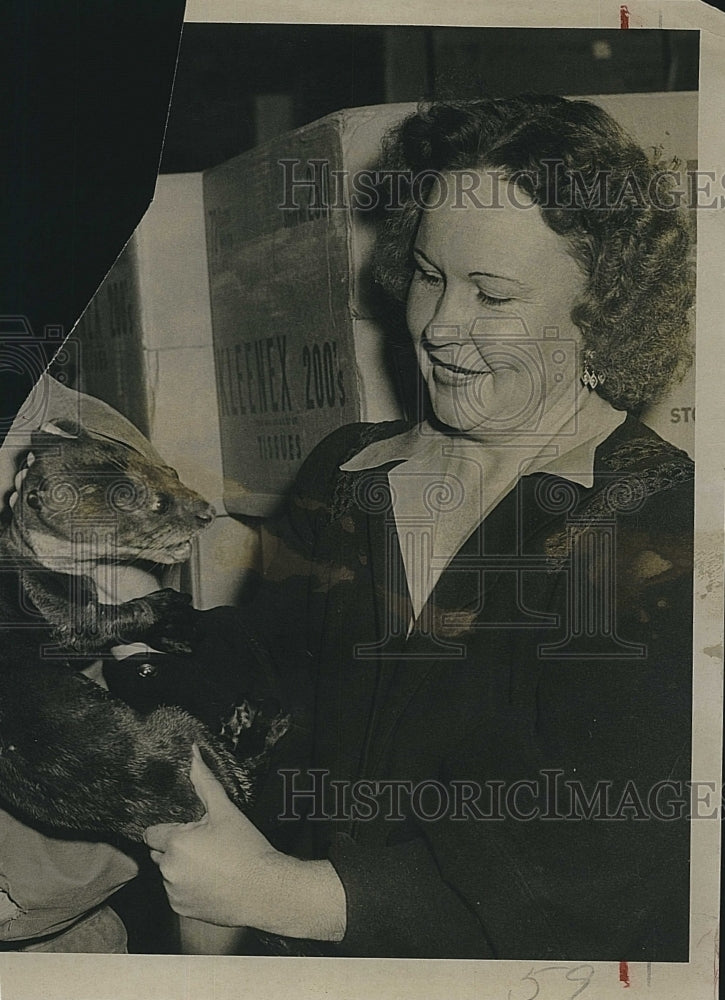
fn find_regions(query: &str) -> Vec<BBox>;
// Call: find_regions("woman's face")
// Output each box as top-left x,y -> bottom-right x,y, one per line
406,170 -> 588,440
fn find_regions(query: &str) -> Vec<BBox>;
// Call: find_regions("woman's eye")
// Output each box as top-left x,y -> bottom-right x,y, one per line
152,494 -> 170,514
414,265 -> 443,288
477,290 -> 513,308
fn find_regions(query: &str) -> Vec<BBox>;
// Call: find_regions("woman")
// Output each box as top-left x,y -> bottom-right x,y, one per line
146,95 -> 695,961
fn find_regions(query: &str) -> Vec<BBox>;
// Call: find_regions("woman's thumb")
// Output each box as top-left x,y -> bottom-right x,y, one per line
189,744 -> 234,817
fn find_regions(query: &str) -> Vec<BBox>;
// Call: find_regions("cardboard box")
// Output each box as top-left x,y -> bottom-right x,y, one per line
74,173 -> 223,493
72,172 -> 259,607
203,104 -> 414,516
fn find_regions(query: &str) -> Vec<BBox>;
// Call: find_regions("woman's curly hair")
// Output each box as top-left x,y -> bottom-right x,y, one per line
373,95 -> 695,411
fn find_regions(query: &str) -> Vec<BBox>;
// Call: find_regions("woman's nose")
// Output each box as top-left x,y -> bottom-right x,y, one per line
424,289 -> 474,344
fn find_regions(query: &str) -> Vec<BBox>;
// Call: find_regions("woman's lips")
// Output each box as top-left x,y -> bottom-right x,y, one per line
429,356 -> 492,385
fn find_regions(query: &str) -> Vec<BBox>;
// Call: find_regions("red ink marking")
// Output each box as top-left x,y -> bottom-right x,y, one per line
620,5 -> 630,28
619,961 -> 631,988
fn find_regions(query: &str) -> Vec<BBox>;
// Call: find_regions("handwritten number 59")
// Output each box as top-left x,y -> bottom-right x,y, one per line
507,964 -> 595,1000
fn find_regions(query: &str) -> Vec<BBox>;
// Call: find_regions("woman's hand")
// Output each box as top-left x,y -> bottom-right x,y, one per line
144,746 -> 347,941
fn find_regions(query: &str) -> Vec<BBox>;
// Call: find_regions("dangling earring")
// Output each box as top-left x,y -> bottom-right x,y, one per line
581,350 -> 606,389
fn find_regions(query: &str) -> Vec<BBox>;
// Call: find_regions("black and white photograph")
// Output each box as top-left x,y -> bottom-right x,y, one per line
0,2 -> 722,998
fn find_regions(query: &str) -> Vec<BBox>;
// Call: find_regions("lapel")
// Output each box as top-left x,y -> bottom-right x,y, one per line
426,472 -> 584,619
359,465 -> 411,661
313,463 -> 413,786
336,466 -> 436,781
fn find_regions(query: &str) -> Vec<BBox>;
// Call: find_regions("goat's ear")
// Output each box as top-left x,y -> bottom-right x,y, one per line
30,419 -> 88,449
39,419 -> 83,438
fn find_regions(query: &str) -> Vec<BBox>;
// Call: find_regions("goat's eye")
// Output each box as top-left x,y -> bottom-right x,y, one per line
151,494 -> 170,514
26,489 -> 41,510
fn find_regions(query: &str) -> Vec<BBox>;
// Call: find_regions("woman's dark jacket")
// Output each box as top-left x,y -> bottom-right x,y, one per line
246,414 -> 694,962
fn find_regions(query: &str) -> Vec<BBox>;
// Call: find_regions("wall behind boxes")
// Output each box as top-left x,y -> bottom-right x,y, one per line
161,26 -> 698,169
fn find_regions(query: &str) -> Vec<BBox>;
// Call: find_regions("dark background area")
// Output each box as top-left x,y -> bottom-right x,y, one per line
0,1 -> 185,445
160,25 -> 698,173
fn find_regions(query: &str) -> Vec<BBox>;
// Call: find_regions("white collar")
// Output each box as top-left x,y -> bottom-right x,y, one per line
341,390 -> 625,487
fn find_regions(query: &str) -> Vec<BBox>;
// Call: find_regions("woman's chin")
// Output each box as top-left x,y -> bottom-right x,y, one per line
427,380 -> 498,436
427,377 -> 552,439
427,402 -> 487,437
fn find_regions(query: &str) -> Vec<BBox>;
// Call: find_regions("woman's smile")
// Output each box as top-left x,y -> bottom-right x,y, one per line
427,343 -> 494,383
431,363 -> 489,386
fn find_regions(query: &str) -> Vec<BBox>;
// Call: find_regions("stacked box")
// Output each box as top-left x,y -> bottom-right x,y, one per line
73,173 -> 259,609
203,103 -> 415,516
